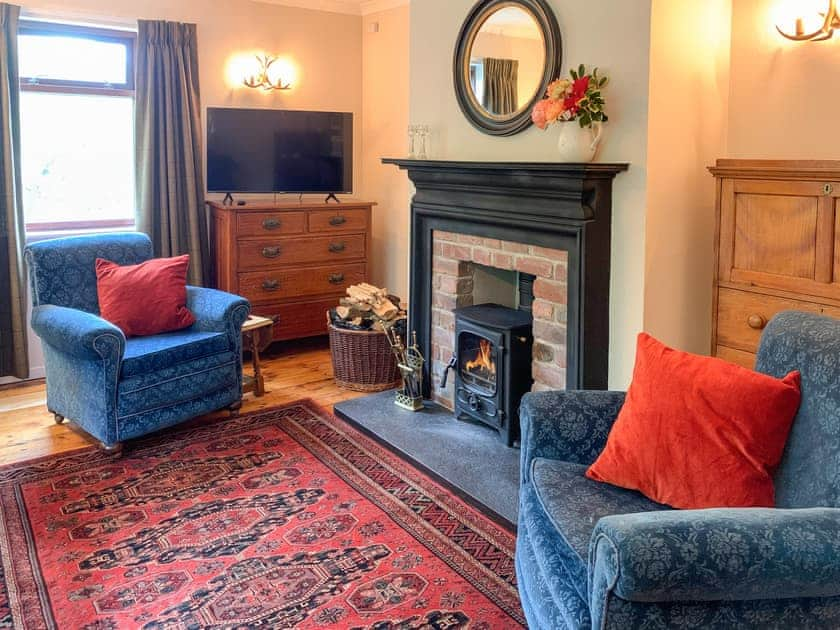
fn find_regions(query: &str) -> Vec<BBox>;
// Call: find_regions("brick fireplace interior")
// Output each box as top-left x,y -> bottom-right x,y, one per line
431,229 -> 569,410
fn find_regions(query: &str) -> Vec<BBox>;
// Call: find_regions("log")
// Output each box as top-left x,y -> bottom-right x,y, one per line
372,298 -> 398,320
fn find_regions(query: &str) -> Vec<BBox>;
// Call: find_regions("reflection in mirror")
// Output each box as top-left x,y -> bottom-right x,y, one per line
468,6 -> 545,117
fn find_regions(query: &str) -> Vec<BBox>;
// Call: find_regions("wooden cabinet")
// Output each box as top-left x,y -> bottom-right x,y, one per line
710,160 -> 840,368
209,199 -> 374,341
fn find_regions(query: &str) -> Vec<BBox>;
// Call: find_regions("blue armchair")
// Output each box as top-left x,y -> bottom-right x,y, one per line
24,233 -> 250,454
516,311 -> 840,629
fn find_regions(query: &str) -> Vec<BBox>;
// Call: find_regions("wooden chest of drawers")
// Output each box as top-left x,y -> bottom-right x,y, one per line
709,160 -> 840,368
209,199 -> 374,341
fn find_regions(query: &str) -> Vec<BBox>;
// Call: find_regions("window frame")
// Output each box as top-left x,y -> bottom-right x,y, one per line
18,20 -> 137,234
18,20 -> 136,96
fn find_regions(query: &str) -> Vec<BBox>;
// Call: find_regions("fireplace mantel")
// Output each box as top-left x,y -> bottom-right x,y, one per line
383,158 -> 629,391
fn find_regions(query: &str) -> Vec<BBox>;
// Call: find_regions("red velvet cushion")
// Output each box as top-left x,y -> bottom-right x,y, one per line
95,255 -> 195,337
586,333 -> 801,509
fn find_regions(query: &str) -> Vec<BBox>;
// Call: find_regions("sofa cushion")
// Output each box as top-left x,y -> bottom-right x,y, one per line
96,255 -> 195,337
121,330 -> 230,378
587,333 -> 801,509
531,458 -> 670,561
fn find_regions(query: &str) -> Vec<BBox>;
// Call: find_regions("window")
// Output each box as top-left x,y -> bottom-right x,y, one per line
19,21 -> 136,234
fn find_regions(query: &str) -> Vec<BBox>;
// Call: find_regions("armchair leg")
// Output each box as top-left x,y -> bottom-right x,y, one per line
52,413 -> 65,425
228,400 -> 243,417
98,442 -> 123,457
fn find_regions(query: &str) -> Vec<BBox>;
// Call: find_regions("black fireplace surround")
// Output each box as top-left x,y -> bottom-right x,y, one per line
384,159 -> 628,394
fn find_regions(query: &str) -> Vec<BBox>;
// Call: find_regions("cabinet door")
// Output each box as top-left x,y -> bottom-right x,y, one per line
718,178 -> 840,300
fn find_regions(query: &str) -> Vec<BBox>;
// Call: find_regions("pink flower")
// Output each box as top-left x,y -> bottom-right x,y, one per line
545,99 -> 565,124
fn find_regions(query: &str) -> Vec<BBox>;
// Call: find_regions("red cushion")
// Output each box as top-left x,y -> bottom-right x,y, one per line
585,333 -> 801,509
95,255 -> 195,337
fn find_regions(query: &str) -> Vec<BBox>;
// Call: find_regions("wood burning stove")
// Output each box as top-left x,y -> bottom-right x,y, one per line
441,304 -> 533,447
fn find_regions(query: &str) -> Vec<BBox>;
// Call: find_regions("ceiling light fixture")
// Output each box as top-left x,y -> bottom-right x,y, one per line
776,0 -> 840,41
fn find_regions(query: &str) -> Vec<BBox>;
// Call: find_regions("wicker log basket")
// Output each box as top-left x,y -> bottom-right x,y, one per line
328,324 -> 401,392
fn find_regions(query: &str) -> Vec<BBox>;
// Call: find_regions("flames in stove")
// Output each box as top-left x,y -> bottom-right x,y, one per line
464,339 -> 496,380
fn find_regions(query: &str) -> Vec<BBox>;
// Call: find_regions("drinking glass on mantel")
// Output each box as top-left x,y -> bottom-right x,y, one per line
407,125 -> 431,159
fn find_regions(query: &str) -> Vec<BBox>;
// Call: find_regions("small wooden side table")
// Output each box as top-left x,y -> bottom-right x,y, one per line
241,315 -> 275,397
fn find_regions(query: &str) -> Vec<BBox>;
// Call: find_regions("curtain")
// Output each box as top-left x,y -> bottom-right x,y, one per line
0,3 -> 27,379
135,20 -> 208,286
483,58 -> 519,116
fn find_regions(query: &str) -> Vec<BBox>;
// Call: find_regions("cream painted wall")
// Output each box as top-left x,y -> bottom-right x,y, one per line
728,0 -> 840,158
643,0 -> 731,355
360,5 -> 410,301
408,0 -> 653,388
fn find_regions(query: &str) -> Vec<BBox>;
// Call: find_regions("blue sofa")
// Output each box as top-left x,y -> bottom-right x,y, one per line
24,233 -> 250,453
516,311 -> 840,629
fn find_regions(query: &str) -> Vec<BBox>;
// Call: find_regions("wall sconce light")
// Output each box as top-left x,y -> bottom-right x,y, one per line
777,0 -> 840,41
243,55 -> 292,91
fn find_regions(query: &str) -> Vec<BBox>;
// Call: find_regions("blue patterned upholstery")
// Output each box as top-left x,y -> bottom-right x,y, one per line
24,233 -> 250,449
517,311 -> 840,629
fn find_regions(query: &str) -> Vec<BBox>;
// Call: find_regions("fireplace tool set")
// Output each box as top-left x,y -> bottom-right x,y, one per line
384,326 -> 425,411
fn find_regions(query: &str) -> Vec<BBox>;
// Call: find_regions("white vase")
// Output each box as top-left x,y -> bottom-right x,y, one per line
556,121 -> 603,162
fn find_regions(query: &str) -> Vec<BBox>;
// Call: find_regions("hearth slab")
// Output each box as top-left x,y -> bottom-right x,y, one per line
333,391 -> 519,525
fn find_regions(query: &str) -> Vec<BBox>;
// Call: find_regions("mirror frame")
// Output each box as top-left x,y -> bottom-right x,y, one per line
453,0 -> 562,137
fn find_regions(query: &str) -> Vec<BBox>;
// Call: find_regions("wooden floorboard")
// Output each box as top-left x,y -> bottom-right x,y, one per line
0,337 -> 367,466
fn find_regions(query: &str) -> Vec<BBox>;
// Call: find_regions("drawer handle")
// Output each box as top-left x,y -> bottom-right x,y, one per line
262,279 -> 280,291
328,273 -> 345,285
329,215 -> 347,226
747,314 -> 767,330
261,246 -> 281,259
262,217 -> 281,230
328,241 -> 346,253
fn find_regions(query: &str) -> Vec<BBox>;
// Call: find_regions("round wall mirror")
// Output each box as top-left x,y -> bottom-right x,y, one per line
454,0 -> 562,136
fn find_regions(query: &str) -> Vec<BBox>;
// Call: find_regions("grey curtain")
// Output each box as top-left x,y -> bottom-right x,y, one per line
0,3 -> 27,379
483,58 -> 519,116
135,20 -> 208,286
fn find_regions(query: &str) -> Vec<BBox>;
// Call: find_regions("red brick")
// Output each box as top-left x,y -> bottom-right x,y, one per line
533,278 -> 566,303
439,275 -> 473,295
531,245 -> 565,260
433,292 -> 457,310
492,253 -> 513,270
472,248 -> 492,266
532,299 -> 554,321
432,326 -> 452,348
533,342 -> 555,363
555,307 -> 568,324
482,238 -> 502,249
435,230 -> 459,242
501,241 -> 529,253
457,234 -> 484,245
436,309 -> 455,329
555,345 -> 567,368
533,363 -> 566,389
515,257 -> 553,278
554,263 -> 568,282
440,243 -> 472,260
433,256 -> 457,275
533,320 -> 566,345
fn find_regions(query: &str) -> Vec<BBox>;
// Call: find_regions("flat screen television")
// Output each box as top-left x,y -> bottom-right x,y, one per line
206,107 -> 353,194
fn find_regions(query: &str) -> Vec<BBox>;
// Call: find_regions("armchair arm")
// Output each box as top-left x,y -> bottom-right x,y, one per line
519,390 -> 625,482
186,286 -> 250,337
31,305 -> 125,361
589,508 -> 840,613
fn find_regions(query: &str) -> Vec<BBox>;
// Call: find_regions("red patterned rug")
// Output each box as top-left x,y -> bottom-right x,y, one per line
0,400 -> 523,629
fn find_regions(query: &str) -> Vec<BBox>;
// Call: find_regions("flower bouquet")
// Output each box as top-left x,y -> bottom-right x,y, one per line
532,65 -> 608,161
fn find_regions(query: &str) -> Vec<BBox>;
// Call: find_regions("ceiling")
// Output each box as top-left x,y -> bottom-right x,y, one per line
249,0 -> 408,16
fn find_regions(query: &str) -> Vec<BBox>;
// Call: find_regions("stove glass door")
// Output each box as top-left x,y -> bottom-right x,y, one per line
457,331 -> 498,395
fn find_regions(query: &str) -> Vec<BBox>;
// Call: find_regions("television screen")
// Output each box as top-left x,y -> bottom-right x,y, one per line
206,108 -> 353,194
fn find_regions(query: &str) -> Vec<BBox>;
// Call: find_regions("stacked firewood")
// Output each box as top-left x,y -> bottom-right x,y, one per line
328,283 -> 406,331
